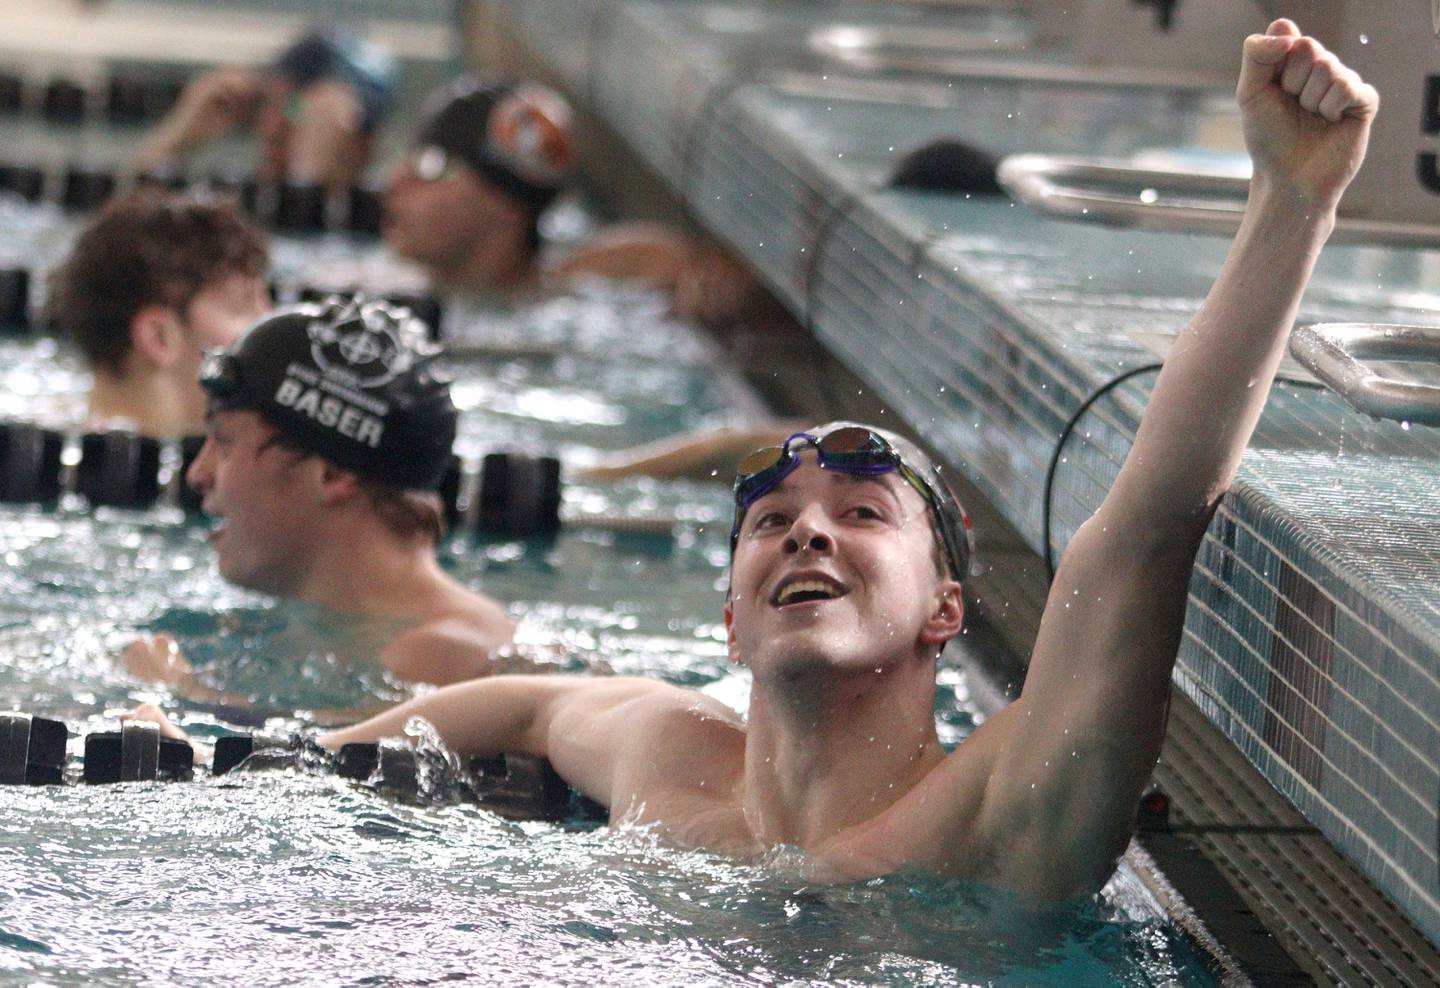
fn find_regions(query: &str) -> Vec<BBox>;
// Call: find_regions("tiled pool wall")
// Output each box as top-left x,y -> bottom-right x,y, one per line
488,0 -> 1440,942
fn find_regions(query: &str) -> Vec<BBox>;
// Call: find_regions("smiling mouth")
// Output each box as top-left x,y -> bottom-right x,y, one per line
772,576 -> 847,607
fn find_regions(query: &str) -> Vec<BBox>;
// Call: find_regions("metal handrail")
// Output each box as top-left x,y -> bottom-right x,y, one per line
1289,323 -> 1440,427
996,154 -> 1440,248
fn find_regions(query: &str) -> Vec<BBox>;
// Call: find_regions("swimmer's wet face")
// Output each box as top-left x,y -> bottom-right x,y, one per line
180,272 -> 273,352
186,409 -> 323,595
382,148 -> 527,273
726,453 -> 963,682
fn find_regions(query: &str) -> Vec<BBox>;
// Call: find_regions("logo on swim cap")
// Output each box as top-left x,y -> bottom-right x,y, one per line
308,305 -> 414,389
485,86 -> 576,189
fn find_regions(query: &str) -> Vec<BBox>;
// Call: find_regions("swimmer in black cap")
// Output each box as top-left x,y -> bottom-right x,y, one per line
137,22 -> 1378,898
135,24 -> 396,191
383,76 -> 759,325
49,189 -> 271,438
124,297 -> 514,691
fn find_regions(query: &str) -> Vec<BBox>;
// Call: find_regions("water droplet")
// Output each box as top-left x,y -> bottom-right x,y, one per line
1139,188 -> 1158,204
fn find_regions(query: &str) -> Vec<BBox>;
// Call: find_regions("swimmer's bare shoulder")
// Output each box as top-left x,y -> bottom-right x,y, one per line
381,588 -> 517,686
568,685 -> 750,848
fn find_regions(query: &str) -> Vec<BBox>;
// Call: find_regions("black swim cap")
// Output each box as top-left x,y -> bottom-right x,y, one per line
272,25 -> 398,132
412,76 -> 576,213
200,298 -> 457,491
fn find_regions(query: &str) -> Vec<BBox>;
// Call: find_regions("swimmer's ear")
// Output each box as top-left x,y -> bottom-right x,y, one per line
316,461 -> 364,505
723,598 -> 742,665
919,581 -> 964,646
130,304 -> 188,370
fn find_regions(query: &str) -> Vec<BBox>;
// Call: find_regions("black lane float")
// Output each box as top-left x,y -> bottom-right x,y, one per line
0,713 -> 597,822
0,422 -> 682,539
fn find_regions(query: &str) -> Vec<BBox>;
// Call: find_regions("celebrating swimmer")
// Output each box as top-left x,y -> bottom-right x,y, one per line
123,298 -> 514,693
140,22 -> 1375,897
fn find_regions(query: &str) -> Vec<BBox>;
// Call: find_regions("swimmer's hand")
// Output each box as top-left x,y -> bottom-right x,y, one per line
136,67 -> 263,167
1238,19 -> 1378,210
120,703 -> 191,743
286,79 -> 368,188
120,635 -> 252,709
671,244 -> 758,327
122,634 -> 196,686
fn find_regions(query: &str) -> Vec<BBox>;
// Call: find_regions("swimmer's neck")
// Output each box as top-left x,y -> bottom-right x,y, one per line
88,370 -> 203,439
741,656 -> 946,849
289,524 -> 457,623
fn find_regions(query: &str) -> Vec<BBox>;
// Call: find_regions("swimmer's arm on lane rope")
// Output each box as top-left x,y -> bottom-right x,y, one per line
318,675 -> 708,810
929,21 -> 1377,898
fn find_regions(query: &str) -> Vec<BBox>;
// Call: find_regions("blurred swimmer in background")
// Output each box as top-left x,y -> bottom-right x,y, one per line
48,189 -> 272,439
384,76 -> 759,327
135,25 -> 397,192
383,76 -> 798,479
122,298 -> 515,696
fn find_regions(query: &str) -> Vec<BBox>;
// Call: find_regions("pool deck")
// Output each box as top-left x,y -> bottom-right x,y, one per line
475,1 -> 1440,982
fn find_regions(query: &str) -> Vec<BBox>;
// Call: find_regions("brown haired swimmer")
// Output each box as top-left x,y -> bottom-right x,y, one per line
383,76 -> 759,327
122,297 -> 513,693
48,188 -> 272,439
136,22 -> 1374,896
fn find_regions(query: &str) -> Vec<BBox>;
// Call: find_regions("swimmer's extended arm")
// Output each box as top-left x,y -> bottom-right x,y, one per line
553,223 -> 759,326
948,21 -> 1377,897
320,675 -> 739,812
134,67 -> 263,171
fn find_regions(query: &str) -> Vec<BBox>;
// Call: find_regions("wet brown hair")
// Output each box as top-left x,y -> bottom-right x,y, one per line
256,427 -> 447,545
49,189 -> 268,375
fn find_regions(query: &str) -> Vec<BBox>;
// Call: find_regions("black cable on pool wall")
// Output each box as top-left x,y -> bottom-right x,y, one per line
1042,365 -> 1326,584
1043,363 -> 1163,584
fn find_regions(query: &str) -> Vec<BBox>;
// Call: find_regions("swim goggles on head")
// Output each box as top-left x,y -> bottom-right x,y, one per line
405,145 -> 464,183
730,427 -> 971,580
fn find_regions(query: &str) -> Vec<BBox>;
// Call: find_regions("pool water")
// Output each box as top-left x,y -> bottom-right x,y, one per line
0,217 -> 1218,985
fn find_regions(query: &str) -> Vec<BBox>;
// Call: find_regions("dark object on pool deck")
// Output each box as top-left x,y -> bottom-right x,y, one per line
61,167 -> 117,212
0,266 -> 30,330
83,723 -> 194,784
0,713 -> 68,785
276,180 -> 328,233
76,430 -> 162,509
0,422 -> 64,505
0,73 -> 23,115
889,139 -> 1003,195
0,163 -> 46,202
478,452 -> 563,537
347,183 -> 385,237
41,78 -> 87,124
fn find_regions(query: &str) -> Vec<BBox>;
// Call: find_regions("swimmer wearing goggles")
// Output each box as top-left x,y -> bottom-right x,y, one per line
731,424 -> 972,580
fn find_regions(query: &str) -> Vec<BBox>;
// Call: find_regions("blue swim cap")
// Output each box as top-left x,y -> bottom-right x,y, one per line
273,25 -> 398,132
